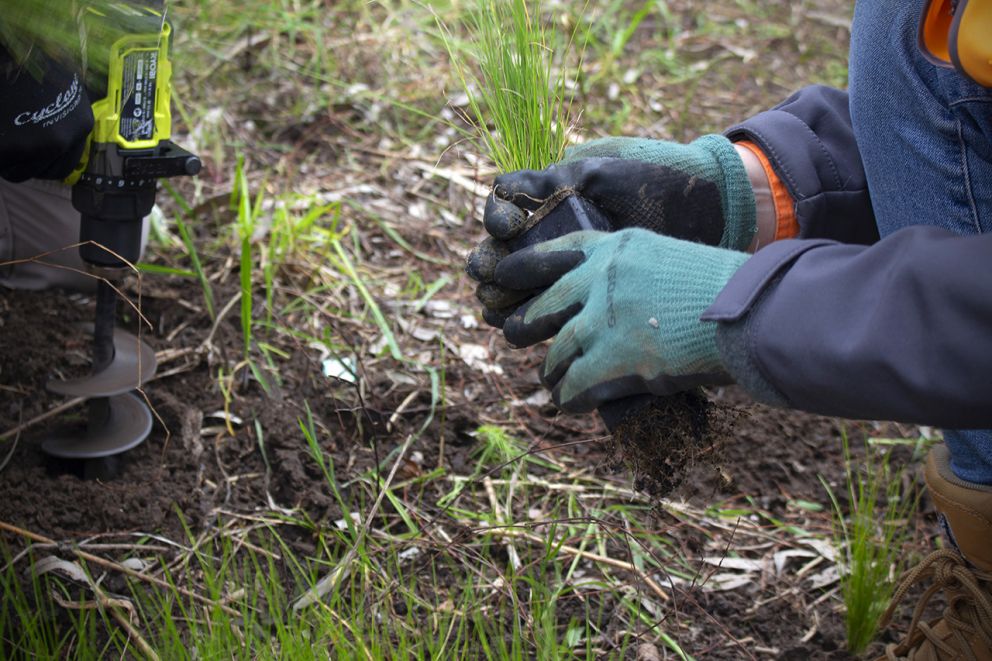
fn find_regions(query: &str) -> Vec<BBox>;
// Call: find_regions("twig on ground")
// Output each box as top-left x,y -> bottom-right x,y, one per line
34,542 -> 173,554
0,396 -> 87,442
483,477 -> 521,571
218,518 -> 282,560
0,411 -> 22,471
411,161 -> 492,199
52,584 -> 160,661
0,520 -> 241,617
200,291 -> 242,352
386,390 -> 419,433
477,524 -> 671,603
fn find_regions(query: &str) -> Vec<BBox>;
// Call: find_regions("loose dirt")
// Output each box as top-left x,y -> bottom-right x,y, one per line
0,280 -> 934,658
608,390 -> 732,497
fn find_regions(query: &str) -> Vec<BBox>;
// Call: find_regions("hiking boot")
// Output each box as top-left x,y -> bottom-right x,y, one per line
877,445 -> 992,661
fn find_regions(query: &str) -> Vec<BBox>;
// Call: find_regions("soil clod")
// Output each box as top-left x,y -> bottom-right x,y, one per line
608,390 -> 734,497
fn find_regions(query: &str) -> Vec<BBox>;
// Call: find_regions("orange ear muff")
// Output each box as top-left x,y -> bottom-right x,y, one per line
920,0 -> 955,64
949,0 -> 992,87
920,0 -> 992,87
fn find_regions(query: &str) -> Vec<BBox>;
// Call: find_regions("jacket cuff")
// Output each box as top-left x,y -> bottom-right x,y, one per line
722,86 -> 876,245
702,239 -> 834,407
725,109 -> 834,202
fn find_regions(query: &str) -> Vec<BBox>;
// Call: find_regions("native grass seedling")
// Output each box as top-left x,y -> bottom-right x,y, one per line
821,434 -> 919,654
474,424 -> 528,467
262,198 -> 334,325
232,155 -> 262,364
438,0 -> 589,172
228,156 -> 336,393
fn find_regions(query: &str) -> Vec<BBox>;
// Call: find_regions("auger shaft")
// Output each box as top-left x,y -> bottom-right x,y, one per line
92,280 -> 117,374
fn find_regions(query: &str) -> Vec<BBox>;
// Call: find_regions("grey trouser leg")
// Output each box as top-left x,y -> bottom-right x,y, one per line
0,179 -> 148,292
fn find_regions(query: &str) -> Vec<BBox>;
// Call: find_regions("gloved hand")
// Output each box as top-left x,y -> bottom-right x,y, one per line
495,228 -> 749,413
0,56 -> 93,183
467,135 -> 756,326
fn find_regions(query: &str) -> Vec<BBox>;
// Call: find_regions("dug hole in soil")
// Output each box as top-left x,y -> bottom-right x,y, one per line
0,273 -> 937,659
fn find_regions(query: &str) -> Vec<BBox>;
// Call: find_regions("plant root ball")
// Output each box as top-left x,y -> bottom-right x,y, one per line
608,390 -> 737,497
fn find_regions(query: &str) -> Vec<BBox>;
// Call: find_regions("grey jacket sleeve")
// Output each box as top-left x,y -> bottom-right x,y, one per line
725,85 -> 879,245
703,227 -> 992,428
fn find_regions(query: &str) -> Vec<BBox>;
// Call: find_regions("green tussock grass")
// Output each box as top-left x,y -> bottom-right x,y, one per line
821,435 -> 920,654
438,0 -> 586,172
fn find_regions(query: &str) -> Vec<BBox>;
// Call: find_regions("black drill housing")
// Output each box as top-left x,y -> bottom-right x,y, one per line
72,140 -> 201,267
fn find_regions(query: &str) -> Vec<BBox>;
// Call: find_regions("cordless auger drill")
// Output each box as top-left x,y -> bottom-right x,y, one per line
43,2 -> 199,472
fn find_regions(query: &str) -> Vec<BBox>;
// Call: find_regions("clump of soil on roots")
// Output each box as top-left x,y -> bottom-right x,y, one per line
608,390 -> 737,497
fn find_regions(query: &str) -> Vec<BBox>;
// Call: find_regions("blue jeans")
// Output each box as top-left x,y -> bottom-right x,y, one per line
849,0 -> 992,484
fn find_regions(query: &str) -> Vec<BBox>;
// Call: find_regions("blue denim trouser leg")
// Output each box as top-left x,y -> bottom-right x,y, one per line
849,0 -> 992,485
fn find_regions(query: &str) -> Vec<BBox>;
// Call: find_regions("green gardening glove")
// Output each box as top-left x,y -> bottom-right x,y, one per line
467,135 -> 757,326
495,228 -> 750,413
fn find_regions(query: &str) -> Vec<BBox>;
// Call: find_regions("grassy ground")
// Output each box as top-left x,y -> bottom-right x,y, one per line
0,1 -> 936,659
